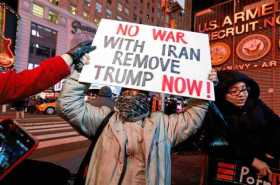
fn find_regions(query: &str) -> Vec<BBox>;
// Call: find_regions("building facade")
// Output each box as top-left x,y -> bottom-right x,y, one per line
195,0 -> 280,114
15,0 -> 192,72
160,0 -> 192,30
16,0 -> 97,71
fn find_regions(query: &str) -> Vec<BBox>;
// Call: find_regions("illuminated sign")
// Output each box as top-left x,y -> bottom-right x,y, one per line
195,0 -> 280,70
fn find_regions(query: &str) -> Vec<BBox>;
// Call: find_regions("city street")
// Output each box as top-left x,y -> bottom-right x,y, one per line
1,0 -> 280,185
1,111 -> 205,184
0,111 -> 91,173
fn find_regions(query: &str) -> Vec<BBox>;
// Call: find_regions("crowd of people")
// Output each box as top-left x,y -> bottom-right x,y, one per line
0,32 -> 279,185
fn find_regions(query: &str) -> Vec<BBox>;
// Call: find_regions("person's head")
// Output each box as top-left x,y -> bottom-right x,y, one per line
225,81 -> 249,107
98,86 -> 112,98
215,70 -> 260,108
115,88 -> 150,122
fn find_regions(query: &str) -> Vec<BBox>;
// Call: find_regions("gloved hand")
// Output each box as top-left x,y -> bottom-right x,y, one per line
67,40 -> 96,72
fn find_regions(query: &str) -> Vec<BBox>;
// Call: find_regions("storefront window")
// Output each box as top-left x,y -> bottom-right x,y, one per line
124,8 -> 129,16
94,18 -> 100,26
106,9 -> 112,18
133,14 -> 137,21
48,10 -> 59,24
49,0 -> 59,6
96,2 -> 102,13
84,0 -> 91,7
83,11 -> 88,18
32,3 -> 44,18
107,0 -> 112,5
29,23 -> 57,65
69,5 -> 77,15
117,3 -> 123,12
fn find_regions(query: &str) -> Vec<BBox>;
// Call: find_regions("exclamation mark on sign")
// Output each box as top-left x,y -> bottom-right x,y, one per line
207,82 -> 211,99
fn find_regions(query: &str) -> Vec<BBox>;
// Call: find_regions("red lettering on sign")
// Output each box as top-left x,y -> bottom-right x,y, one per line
152,29 -> 188,44
162,75 -> 202,97
116,23 -> 139,37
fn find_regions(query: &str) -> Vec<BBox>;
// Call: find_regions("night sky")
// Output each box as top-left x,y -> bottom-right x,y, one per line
1,0 -> 18,11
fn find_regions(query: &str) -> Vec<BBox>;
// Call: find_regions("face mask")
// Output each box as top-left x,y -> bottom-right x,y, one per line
115,93 -> 150,122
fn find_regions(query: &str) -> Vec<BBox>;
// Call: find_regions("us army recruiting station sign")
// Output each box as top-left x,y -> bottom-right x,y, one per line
79,19 -> 215,101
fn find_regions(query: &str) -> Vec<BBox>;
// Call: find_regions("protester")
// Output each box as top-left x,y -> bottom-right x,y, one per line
57,59 -> 217,185
1,34 -> 95,185
151,93 -> 162,112
13,99 -> 26,119
27,96 -> 36,114
203,70 -> 280,182
74,86 -> 115,185
88,86 -> 115,110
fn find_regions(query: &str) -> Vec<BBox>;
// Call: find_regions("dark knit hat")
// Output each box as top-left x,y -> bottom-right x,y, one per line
98,86 -> 112,97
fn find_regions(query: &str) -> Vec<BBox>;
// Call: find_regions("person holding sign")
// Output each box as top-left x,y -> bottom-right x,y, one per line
56,45 -> 217,185
203,70 -> 280,183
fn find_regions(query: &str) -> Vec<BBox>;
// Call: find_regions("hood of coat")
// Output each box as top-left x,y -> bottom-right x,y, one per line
215,70 -> 260,109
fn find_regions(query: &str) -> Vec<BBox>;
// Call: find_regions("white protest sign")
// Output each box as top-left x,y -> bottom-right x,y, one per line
79,19 -> 214,100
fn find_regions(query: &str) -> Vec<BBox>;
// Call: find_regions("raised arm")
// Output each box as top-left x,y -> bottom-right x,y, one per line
0,55 -> 72,104
164,99 -> 209,146
56,71 -> 111,138
164,69 -> 217,146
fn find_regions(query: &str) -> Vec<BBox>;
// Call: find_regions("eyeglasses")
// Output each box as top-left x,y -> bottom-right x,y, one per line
227,87 -> 248,96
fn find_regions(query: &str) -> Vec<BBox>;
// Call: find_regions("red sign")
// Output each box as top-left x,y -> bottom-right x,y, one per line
209,160 -> 280,185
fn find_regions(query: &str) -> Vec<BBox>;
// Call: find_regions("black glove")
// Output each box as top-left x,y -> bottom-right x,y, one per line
67,40 -> 96,72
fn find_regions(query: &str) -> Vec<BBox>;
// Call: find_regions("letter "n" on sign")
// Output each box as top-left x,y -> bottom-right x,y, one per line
117,23 -> 139,37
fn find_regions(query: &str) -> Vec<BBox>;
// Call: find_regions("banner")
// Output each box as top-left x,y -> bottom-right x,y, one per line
79,19 -> 214,100
195,0 -> 280,71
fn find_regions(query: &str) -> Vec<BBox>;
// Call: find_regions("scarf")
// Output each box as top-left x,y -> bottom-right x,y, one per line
115,93 -> 150,122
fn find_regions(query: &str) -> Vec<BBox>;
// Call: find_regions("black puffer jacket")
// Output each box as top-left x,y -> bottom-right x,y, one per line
205,70 -> 280,165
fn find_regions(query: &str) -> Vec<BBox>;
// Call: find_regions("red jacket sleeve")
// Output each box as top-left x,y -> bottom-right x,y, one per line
0,56 -> 70,104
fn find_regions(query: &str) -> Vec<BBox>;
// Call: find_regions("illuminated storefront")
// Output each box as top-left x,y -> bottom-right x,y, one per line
195,0 -> 280,114
0,3 -> 18,71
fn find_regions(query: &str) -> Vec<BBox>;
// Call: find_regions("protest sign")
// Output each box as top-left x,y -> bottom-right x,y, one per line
79,19 -> 214,100
208,159 -> 280,185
